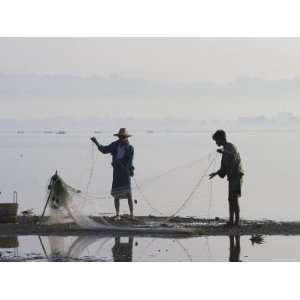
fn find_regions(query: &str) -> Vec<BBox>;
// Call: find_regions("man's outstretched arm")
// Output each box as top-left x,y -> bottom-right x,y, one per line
90,136 -> 112,154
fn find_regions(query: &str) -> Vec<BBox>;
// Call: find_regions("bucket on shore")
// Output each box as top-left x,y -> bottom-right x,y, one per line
0,191 -> 19,224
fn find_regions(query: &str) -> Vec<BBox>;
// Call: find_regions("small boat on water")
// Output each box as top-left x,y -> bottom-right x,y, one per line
56,130 -> 66,135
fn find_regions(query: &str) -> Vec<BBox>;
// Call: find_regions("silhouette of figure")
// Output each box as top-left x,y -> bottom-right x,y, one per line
91,128 -> 135,219
229,235 -> 241,262
112,236 -> 134,262
209,130 -> 244,227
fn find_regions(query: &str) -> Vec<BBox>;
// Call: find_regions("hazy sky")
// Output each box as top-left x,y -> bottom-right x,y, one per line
1,38 -> 300,121
2,38 -> 300,82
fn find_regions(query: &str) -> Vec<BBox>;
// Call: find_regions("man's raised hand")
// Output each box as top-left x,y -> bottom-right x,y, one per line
90,136 -> 98,144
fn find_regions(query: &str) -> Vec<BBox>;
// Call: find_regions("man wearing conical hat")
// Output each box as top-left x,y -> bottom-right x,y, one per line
91,128 -> 135,219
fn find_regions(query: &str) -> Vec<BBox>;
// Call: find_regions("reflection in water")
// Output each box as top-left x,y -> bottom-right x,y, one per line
0,236 -> 19,258
0,233 -> 273,261
48,236 -> 66,259
67,236 -> 111,259
0,236 -> 19,248
42,235 -> 113,261
176,239 -> 193,262
250,234 -> 265,246
112,236 -> 134,262
229,235 -> 241,262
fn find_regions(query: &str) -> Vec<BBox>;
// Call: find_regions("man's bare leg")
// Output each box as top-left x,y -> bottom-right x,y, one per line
228,197 -> 234,226
127,193 -> 134,218
114,197 -> 120,219
233,196 -> 240,226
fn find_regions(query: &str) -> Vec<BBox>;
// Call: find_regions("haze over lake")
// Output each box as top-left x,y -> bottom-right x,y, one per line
2,38 -> 300,263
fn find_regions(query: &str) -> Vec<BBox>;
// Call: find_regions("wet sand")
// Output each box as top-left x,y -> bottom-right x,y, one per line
1,216 -> 300,237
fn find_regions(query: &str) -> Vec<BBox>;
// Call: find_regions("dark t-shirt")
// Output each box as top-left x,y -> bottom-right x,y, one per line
217,142 -> 244,181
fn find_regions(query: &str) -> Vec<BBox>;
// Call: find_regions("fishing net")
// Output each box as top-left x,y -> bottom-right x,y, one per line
47,172 -> 110,228
45,146 -> 219,228
77,143 -> 219,216
43,235 -> 112,261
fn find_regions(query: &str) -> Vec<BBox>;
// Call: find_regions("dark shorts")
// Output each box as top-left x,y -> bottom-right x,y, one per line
228,177 -> 243,198
111,186 -> 132,199
111,166 -> 132,199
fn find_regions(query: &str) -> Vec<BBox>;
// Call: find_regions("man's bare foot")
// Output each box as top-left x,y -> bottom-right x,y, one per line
114,215 -> 121,220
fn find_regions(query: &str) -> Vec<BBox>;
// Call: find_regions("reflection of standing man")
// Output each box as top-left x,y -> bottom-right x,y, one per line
209,130 -> 244,227
229,235 -> 241,262
91,128 -> 135,220
112,236 -> 134,262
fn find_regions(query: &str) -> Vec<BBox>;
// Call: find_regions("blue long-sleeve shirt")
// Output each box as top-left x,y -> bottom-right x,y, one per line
97,140 -> 134,174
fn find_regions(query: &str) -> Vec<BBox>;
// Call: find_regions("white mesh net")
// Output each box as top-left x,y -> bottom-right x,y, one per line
47,173 -> 110,229
45,149 -> 218,229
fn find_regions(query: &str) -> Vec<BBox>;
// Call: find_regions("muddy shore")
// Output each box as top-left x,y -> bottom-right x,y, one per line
0,215 -> 300,237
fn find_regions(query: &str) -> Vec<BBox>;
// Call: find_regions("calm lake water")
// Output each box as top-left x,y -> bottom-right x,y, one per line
0,131 -> 299,262
0,234 -> 300,262
0,130 -> 299,221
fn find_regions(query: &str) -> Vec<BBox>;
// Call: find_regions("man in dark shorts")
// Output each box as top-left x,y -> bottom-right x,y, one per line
91,128 -> 135,219
209,130 -> 244,227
